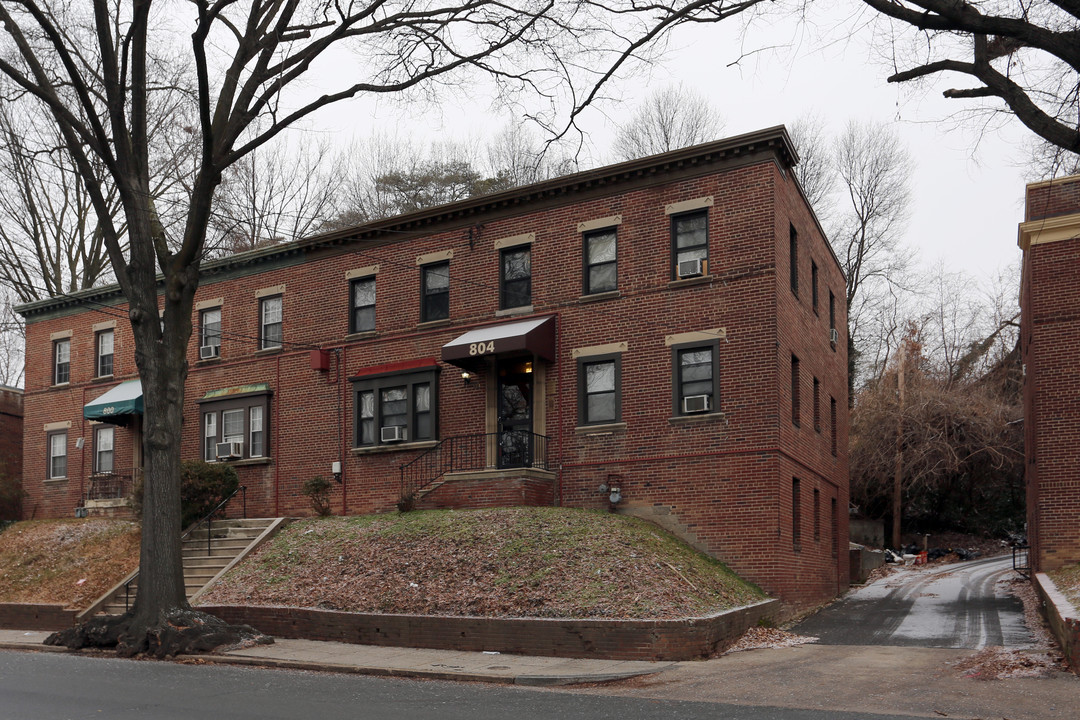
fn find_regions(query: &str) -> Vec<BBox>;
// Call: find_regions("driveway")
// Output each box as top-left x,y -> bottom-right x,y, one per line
794,554 -> 1032,648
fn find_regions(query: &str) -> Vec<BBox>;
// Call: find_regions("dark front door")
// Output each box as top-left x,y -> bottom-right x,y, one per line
497,357 -> 533,468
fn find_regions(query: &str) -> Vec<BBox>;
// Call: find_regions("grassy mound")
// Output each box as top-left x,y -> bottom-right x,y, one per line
1048,563 -> 1080,610
0,519 -> 140,609
197,507 -> 766,619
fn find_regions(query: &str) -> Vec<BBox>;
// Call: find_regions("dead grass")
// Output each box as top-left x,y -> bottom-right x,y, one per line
0,519 -> 140,609
197,507 -> 767,619
1047,563 -> 1080,610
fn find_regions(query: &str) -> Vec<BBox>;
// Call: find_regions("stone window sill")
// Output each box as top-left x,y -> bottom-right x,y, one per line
352,440 -> 439,455
44,477 -> 68,484
496,305 -> 533,317
195,356 -> 223,366
417,319 -> 452,330
91,374 -> 114,383
667,275 -> 713,289
574,422 -> 628,435
577,291 -> 620,304
345,331 -> 378,342
668,411 -> 725,425
254,346 -> 283,357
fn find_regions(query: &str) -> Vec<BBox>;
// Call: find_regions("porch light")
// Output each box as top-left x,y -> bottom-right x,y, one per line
461,371 -> 472,385
524,361 -> 533,374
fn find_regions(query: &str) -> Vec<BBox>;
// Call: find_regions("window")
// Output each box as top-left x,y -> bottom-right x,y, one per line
577,354 -> 621,425
671,210 -> 708,278
791,354 -> 801,426
811,260 -> 819,313
54,339 -> 70,385
350,277 -> 376,334
830,396 -> 837,456
48,431 -> 67,479
829,290 -> 837,350
813,488 -> 821,542
200,307 -> 222,355
95,330 -> 114,377
199,393 -> 271,461
583,228 -> 617,294
500,246 -> 531,309
353,369 -> 438,446
789,225 -> 799,296
673,342 -> 720,415
792,478 -> 801,551
813,377 -> 821,432
421,262 -> 449,322
94,425 -> 114,474
831,497 -> 838,557
259,295 -> 283,350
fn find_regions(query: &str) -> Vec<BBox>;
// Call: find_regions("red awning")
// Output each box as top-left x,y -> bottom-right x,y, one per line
442,316 -> 556,367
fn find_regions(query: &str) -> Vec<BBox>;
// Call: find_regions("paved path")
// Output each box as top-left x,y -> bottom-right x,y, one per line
794,554 -> 1032,648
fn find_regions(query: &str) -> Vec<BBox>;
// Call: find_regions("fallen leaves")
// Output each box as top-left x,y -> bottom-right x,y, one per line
722,627 -> 818,654
197,508 -> 767,619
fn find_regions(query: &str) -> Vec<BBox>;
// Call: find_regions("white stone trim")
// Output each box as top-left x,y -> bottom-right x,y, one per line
255,284 -> 285,298
577,215 -> 622,233
346,265 -> 380,280
571,342 -> 628,358
416,250 -> 453,265
665,196 -> 714,215
493,233 -> 535,250
665,328 -> 725,346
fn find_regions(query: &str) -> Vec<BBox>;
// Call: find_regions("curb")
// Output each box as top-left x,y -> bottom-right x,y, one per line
0,641 -> 68,653
177,652 -> 668,686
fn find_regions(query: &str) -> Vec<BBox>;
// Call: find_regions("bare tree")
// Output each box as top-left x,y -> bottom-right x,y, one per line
208,136 -> 344,255
862,1 -> 1080,156
611,84 -> 725,161
787,114 -> 835,216
0,0 -> 769,656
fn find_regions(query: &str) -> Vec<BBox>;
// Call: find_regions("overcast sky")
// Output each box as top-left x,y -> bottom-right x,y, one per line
311,2 -> 1029,291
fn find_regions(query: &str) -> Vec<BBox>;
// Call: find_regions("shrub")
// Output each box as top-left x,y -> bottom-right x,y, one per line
301,475 -> 332,516
180,460 -> 240,529
0,472 -> 23,521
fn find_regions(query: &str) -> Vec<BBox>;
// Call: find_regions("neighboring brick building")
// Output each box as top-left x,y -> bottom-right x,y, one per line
0,385 -> 23,520
1020,174 -> 1080,573
16,126 -> 849,610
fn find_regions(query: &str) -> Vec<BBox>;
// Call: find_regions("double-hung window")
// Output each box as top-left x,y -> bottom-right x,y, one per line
421,262 -> 450,322
54,339 -> 70,385
199,390 -> 271,461
577,354 -> 621,425
350,276 -> 376,333
500,246 -> 531,309
260,295 -> 283,350
353,368 -> 438,446
94,425 -> 114,474
200,307 -> 222,357
48,431 -> 67,479
789,225 -> 799,296
791,354 -> 801,426
673,341 -> 719,415
96,330 -> 114,377
671,210 -> 708,279
583,228 -> 617,295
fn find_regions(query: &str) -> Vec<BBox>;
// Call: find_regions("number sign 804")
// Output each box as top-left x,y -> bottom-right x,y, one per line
468,341 -> 495,356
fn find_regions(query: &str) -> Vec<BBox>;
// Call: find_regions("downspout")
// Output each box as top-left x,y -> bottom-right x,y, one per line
555,311 -> 563,506
337,346 -> 347,514
274,354 -> 281,517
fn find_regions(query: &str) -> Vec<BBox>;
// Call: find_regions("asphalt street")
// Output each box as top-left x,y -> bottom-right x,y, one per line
0,650 -> 935,720
793,554 -> 1032,648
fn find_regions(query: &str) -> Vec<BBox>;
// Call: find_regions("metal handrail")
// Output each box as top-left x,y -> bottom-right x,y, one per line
400,431 -> 550,501
119,485 -> 248,612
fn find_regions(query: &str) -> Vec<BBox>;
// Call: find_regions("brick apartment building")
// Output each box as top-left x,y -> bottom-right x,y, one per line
1020,173 -> 1080,573
0,385 -> 23,520
17,126 -> 849,609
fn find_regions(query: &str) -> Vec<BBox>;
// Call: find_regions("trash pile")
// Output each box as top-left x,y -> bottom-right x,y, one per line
883,543 -> 981,566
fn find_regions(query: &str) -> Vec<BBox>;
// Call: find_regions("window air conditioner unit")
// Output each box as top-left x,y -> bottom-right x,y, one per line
381,426 -> 406,443
200,344 -> 220,360
683,394 -> 712,414
215,441 -> 242,460
677,258 -> 705,279
829,328 -> 839,346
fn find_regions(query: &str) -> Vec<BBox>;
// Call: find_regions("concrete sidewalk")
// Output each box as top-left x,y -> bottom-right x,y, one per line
0,629 -> 671,686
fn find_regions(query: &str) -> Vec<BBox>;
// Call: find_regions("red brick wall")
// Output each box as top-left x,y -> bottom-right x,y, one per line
0,602 -> 76,630
0,387 -> 22,519
200,599 -> 779,661
20,134 -> 848,610
1022,174 -> 1080,572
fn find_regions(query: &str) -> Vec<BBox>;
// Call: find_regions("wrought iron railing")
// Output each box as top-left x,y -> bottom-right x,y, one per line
1012,542 -> 1030,579
84,472 -> 134,502
117,485 -> 247,612
400,431 -> 550,501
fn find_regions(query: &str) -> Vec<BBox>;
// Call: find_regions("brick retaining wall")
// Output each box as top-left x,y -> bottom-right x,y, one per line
0,603 -> 76,631
201,599 -> 779,661
1034,573 -> 1080,675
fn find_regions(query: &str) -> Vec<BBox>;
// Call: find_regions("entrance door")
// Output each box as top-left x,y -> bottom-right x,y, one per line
496,357 -> 533,468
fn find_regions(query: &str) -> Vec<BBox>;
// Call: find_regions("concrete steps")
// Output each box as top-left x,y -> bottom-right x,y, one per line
82,517 -> 288,619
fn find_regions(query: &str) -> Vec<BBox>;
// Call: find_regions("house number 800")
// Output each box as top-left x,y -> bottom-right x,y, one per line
469,341 -> 495,356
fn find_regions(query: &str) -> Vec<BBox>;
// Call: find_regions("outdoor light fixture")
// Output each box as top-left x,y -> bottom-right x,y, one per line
332,461 -> 342,483
461,371 -> 472,385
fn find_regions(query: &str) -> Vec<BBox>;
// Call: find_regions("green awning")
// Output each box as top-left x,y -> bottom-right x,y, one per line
84,380 -> 143,420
